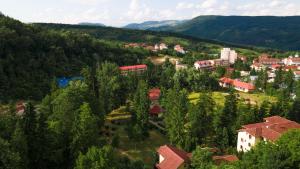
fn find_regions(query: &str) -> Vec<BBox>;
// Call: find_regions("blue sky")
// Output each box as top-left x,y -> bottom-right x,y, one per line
1,0 -> 300,27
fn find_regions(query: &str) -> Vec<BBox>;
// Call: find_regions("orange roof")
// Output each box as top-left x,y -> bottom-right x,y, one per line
220,77 -> 255,90
156,145 -> 191,169
119,64 -> 147,71
240,116 -> 300,141
149,88 -> 161,101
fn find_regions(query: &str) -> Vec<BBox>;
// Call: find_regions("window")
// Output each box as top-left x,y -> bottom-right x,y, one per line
241,138 -> 244,142
240,145 -> 243,150
248,143 -> 251,147
249,135 -> 252,139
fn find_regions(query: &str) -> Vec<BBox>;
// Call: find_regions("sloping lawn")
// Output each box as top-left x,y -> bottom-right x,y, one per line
117,128 -> 168,168
189,91 -> 277,107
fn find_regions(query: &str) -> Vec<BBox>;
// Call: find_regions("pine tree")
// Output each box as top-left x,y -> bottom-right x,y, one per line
11,121 -> 28,169
288,100 -> 300,123
133,80 -> 150,138
71,103 -> 100,160
188,92 -> 215,148
22,102 -> 38,168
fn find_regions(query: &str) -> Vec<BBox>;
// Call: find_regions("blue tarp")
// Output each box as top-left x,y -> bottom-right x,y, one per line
57,76 -> 84,88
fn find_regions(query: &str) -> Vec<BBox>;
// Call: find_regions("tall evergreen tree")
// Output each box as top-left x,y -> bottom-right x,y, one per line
23,102 -> 38,168
71,103 -> 100,160
11,121 -> 28,169
133,80 -> 150,138
163,87 -> 189,149
188,92 -> 215,148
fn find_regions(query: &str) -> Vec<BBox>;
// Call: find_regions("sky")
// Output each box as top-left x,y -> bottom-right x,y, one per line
1,0 -> 300,27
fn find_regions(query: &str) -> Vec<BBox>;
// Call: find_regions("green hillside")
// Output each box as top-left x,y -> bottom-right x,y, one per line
151,15 -> 300,50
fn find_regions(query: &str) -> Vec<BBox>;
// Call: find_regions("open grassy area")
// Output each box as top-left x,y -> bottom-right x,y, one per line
189,91 -> 277,107
106,107 -> 168,168
117,128 -> 168,168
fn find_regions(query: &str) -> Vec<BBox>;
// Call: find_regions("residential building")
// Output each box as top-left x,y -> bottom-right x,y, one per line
155,43 -> 168,51
237,116 -> 300,152
221,48 -> 238,64
175,61 -> 188,71
16,101 -> 25,116
174,45 -> 186,54
119,64 -> 147,75
219,77 -> 255,93
156,145 -> 238,168
194,60 -> 214,70
251,63 -> 265,71
156,145 -> 191,169
257,54 -> 282,67
294,71 -> 300,80
283,57 -> 300,66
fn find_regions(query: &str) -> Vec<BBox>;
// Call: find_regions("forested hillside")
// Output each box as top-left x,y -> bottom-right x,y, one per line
150,16 -> 300,50
0,14 -> 150,101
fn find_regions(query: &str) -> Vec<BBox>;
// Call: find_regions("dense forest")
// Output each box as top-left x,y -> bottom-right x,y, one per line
0,14 -> 151,101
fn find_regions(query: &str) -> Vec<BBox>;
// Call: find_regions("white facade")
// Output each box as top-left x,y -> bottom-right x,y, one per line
237,131 -> 260,152
159,154 -> 165,163
221,48 -> 237,64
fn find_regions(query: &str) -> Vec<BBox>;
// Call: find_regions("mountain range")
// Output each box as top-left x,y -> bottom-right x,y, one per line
78,22 -> 105,27
124,16 -> 300,50
123,20 -> 186,30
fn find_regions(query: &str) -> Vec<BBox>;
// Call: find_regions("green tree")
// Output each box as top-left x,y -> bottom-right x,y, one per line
0,137 -> 22,169
188,92 -> 215,148
97,62 -> 123,114
163,87 -> 189,149
288,100 -> 300,123
74,146 -> 117,169
191,146 -> 214,169
133,80 -> 150,138
10,121 -> 28,169
71,103 -> 100,159
23,102 -> 38,168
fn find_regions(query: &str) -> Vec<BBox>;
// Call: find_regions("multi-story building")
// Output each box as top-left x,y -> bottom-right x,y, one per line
221,48 -> 238,64
119,64 -> 147,75
237,116 -> 300,152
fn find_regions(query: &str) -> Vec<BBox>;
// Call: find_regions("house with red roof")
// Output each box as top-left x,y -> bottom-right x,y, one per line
219,77 -> 255,93
156,145 -> 191,169
237,116 -> 300,152
156,145 -> 238,168
119,64 -> 147,75
16,101 -> 26,116
174,45 -> 186,54
283,57 -> 300,66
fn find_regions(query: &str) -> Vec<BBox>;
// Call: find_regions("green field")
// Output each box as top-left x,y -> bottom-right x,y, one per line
117,128 -> 168,168
106,107 -> 168,169
189,91 -> 277,107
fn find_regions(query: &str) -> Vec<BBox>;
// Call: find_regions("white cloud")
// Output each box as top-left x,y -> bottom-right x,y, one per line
176,2 -> 194,9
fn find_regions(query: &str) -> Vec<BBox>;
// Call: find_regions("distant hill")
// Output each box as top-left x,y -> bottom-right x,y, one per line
78,22 -> 105,27
148,16 -> 300,50
123,20 -> 186,30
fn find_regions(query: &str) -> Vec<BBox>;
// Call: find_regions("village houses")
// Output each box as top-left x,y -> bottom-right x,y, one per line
237,116 -> 300,152
219,77 -> 255,93
119,64 -> 147,75
174,45 -> 186,54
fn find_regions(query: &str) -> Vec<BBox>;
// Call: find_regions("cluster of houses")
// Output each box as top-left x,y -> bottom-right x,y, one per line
194,48 -> 237,70
125,42 -> 186,54
155,116 -> 300,168
251,54 -> 300,82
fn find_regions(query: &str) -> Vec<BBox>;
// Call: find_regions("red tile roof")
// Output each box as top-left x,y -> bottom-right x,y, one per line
240,116 -> 300,141
119,64 -> 147,71
156,145 -> 191,169
150,105 -> 163,115
220,77 -> 255,90
149,88 -> 161,101
213,155 -> 239,165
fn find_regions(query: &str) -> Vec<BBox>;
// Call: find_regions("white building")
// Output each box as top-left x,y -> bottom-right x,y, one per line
221,48 -> 238,64
283,57 -> 300,66
237,116 -> 300,152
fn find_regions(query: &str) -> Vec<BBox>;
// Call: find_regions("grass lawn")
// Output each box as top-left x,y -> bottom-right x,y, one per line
106,107 -> 168,168
117,128 -> 168,168
189,91 -> 277,107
